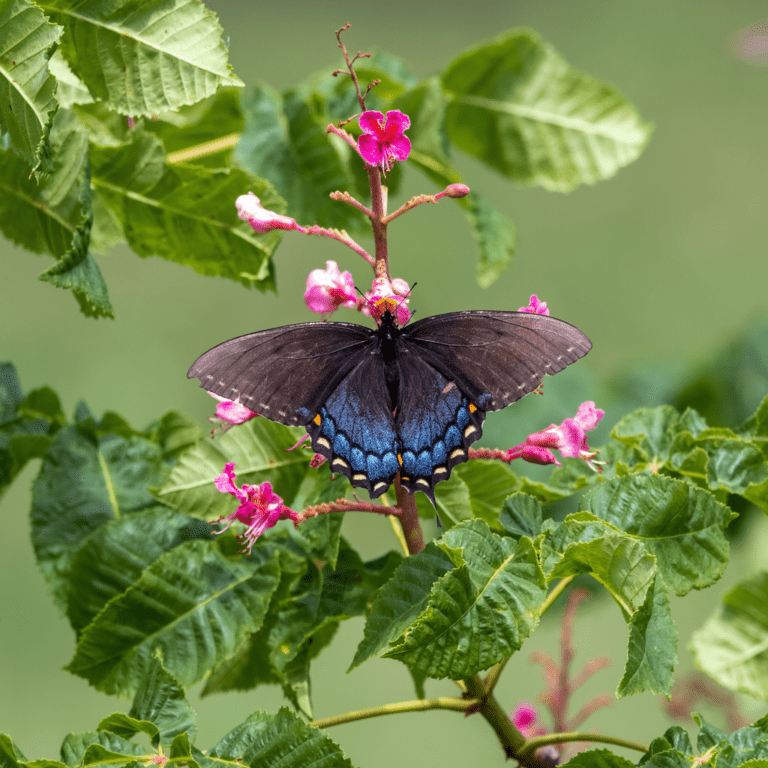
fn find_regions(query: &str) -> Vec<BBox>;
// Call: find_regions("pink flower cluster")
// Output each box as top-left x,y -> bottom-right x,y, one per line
212,463 -> 297,554
304,262 -> 410,324
508,401 -> 605,470
207,393 -> 258,435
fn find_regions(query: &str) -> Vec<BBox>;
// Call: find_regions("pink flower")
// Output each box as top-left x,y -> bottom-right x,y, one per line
304,260 -> 357,316
358,110 -> 411,172
207,393 -> 258,436
358,276 -> 411,325
236,192 -> 305,234
511,703 -> 546,738
518,294 -> 550,315
212,463 -> 297,554
508,401 -> 605,470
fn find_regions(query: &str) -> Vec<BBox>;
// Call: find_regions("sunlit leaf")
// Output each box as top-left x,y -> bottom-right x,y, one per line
442,30 -> 652,191
49,0 -> 241,117
0,0 -> 62,173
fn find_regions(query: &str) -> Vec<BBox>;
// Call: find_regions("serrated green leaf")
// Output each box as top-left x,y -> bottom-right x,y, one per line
66,507 -> 214,633
499,493 -> 544,539
90,130 -> 283,289
350,541 -> 455,670
384,522 -> 546,678
692,571 -> 768,700
561,749 -> 638,768
442,30 -> 651,190
61,731 -> 145,768
31,423 -> 171,609
49,0 -> 241,117
0,733 -> 27,765
154,418 -> 307,519
617,575 -> 677,697
235,84 -> 364,234
48,48 -> 93,108
580,474 -> 735,595
550,532 -> 656,617
127,654 -> 196,745
149,410 -> 203,461
66,539 -> 280,696
209,708 -> 354,768
0,0 -> 62,174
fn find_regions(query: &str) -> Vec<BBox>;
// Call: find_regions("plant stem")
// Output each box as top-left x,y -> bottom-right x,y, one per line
166,133 -> 239,164
310,696 -> 475,729
394,475 -> 424,555
519,732 -> 649,756
540,575 -> 575,616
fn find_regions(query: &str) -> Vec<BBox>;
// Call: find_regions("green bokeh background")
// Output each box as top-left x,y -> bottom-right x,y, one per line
2,1 -> 768,765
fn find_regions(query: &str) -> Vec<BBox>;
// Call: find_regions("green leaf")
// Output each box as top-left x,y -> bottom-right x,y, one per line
31,423 -> 171,609
384,522 -> 546,678
499,493 -> 544,539
550,531 -> 656,618
235,84 -> 363,233
145,87 -> 244,168
154,418 -> 308,519
209,708 -> 354,768
561,749 -> 638,768
66,507 -> 214,633
128,653 -> 196,745
66,539 -> 280,696
49,0 -> 241,117
61,731 -> 146,768
442,30 -> 652,190
149,410 -> 203,461
617,575 -> 677,697
466,192 -> 516,288
48,49 -> 93,108
691,570 -> 768,700
350,541 -> 455,670
580,474 -> 735,595
90,130 -> 283,289
0,733 -> 27,765
0,0 -> 62,174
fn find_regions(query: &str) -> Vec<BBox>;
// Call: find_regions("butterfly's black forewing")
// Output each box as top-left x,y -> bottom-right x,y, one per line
187,322 -> 376,426
399,311 -> 592,411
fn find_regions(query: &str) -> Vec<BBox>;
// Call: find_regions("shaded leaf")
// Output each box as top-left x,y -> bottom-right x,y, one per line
90,130 -> 283,290
31,423 -> 170,608
235,84 -> 363,233
351,541 -> 455,670
442,30 -> 652,190
692,571 -> 768,700
66,540 -> 280,696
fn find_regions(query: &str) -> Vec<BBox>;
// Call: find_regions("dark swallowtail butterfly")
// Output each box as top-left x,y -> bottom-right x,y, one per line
188,309 -> 591,503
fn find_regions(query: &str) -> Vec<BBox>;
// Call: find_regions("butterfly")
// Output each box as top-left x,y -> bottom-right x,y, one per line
188,309 -> 591,503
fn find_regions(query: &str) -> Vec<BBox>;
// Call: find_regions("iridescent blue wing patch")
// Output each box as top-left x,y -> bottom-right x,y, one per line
305,354 -> 400,499
394,350 -> 485,503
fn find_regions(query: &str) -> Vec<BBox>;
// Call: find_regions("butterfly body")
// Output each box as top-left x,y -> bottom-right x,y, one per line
188,310 -> 591,503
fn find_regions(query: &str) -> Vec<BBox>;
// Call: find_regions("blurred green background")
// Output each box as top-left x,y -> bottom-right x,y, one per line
2,1 -> 768,765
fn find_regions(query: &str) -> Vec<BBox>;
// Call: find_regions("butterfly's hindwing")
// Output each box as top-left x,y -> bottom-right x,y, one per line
394,350 -> 486,503
305,355 -> 400,498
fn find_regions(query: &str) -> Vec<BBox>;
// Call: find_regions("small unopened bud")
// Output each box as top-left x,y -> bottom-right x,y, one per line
443,183 -> 470,199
